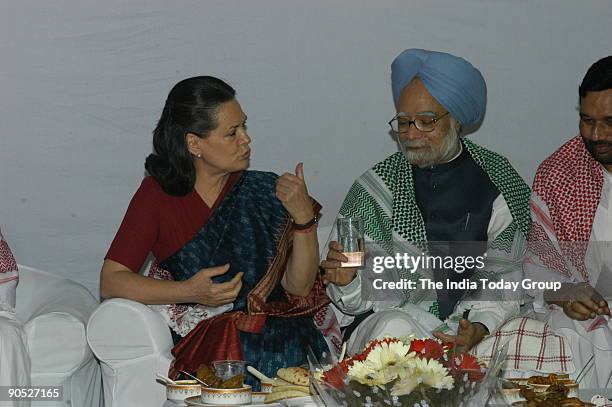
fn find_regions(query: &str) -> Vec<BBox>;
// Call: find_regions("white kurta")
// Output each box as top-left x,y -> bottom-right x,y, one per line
526,167 -> 612,388
0,230 -> 31,407
326,187 -> 518,355
0,309 -> 31,407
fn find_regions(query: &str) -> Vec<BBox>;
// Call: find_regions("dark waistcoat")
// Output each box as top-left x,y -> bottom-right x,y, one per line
412,145 -> 500,319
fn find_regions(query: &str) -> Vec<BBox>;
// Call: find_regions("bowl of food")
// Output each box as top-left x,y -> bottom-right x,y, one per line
251,391 -> 267,403
200,384 -> 252,405
507,377 -> 529,386
166,380 -> 201,401
195,363 -> 251,405
526,373 -> 578,395
260,381 -> 274,393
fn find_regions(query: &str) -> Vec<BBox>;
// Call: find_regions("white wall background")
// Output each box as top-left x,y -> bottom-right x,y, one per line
1,0 -> 611,297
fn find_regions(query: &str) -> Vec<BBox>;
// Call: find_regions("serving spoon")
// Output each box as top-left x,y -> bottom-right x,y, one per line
246,365 -> 273,382
156,373 -> 178,385
179,370 -> 211,387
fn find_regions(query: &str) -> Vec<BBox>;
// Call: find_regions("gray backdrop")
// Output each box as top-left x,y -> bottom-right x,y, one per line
1,0 -> 611,296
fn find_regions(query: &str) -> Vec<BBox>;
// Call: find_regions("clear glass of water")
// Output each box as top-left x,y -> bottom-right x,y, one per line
212,360 -> 246,381
336,217 -> 365,267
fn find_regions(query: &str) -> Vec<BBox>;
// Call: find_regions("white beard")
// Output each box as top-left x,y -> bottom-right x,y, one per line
399,124 -> 461,168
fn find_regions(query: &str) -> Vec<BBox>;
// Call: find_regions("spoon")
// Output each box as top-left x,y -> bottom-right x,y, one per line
339,342 -> 347,362
179,370 -> 210,387
246,365 -> 273,382
156,373 -> 178,385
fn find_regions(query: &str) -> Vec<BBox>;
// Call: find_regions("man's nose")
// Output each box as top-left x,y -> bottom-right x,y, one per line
591,122 -> 611,142
401,124 -> 425,141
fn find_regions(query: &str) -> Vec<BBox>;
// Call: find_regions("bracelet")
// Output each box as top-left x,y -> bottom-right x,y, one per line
294,224 -> 317,234
293,214 -> 319,230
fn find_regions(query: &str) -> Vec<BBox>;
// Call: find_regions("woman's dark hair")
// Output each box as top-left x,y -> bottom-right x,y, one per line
145,76 -> 236,196
579,55 -> 612,98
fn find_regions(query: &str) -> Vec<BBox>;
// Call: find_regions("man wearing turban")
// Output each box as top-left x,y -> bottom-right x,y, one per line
319,50 -> 572,376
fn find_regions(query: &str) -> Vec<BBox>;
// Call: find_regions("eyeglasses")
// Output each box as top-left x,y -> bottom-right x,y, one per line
388,111 -> 450,134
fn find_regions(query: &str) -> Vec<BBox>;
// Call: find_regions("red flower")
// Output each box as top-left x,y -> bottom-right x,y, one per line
409,339 -> 445,360
322,362 -> 349,389
447,353 -> 485,382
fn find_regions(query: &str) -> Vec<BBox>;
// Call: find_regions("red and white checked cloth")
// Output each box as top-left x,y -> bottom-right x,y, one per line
529,135 -> 604,282
472,316 -> 574,373
0,228 -> 19,309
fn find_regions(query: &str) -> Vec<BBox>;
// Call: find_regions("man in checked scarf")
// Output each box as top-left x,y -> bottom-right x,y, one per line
319,49 -> 573,378
0,229 -> 31,401
525,55 -> 612,388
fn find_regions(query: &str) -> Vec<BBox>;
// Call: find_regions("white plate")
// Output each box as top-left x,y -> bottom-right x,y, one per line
184,396 -> 280,407
280,396 -> 320,406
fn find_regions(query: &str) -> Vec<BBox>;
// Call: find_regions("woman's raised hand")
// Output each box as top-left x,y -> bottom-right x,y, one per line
185,264 -> 243,307
276,162 -> 314,224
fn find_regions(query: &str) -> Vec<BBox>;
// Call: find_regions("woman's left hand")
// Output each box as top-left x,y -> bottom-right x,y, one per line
276,162 -> 314,224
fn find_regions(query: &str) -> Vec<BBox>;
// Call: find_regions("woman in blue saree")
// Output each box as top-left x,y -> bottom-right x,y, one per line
101,76 -> 329,383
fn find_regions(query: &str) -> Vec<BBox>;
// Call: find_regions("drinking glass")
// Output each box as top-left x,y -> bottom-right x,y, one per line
336,217 -> 365,267
212,360 -> 246,381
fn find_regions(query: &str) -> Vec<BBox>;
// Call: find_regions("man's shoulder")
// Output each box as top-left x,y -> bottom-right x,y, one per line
358,152 -> 405,183
534,136 -> 582,180
463,138 -> 513,167
464,139 -> 528,189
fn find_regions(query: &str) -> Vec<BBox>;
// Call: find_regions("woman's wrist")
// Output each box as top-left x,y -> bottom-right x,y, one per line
293,213 -> 318,230
294,224 -> 317,234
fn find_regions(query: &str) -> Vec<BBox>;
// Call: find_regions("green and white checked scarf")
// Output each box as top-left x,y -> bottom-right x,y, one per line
338,139 -> 531,317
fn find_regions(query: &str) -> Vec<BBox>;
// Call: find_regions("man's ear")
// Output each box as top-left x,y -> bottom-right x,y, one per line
455,122 -> 462,134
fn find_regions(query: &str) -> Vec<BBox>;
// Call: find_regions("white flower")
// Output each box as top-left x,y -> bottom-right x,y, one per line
390,358 -> 453,396
312,368 -> 324,381
412,358 -> 454,391
363,340 -> 413,371
347,361 -> 400,386
347,361 -> 376,383
390,368 -> 422,396
348,339 -> 417,387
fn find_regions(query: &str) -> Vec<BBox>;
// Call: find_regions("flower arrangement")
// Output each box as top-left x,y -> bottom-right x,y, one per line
311,336 -> 489,407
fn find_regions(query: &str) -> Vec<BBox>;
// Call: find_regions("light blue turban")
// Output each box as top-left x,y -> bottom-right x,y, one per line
391,49 -> 487,130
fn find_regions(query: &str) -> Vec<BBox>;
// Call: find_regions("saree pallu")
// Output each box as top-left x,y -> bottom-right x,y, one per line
161,171 -> 329,381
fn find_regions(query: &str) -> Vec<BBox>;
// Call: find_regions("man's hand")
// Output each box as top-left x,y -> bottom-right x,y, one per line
433,319 -> 488,353
320,241 -> 358,286
184,264 -> 243,307
559,282 -> 611,321
276,162 -> 314,224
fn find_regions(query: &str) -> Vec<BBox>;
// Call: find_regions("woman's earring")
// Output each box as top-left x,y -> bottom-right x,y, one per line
193,153 -> 202,159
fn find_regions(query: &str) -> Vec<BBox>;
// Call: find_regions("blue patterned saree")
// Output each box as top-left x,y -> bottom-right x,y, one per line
163,171 -> 329,383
